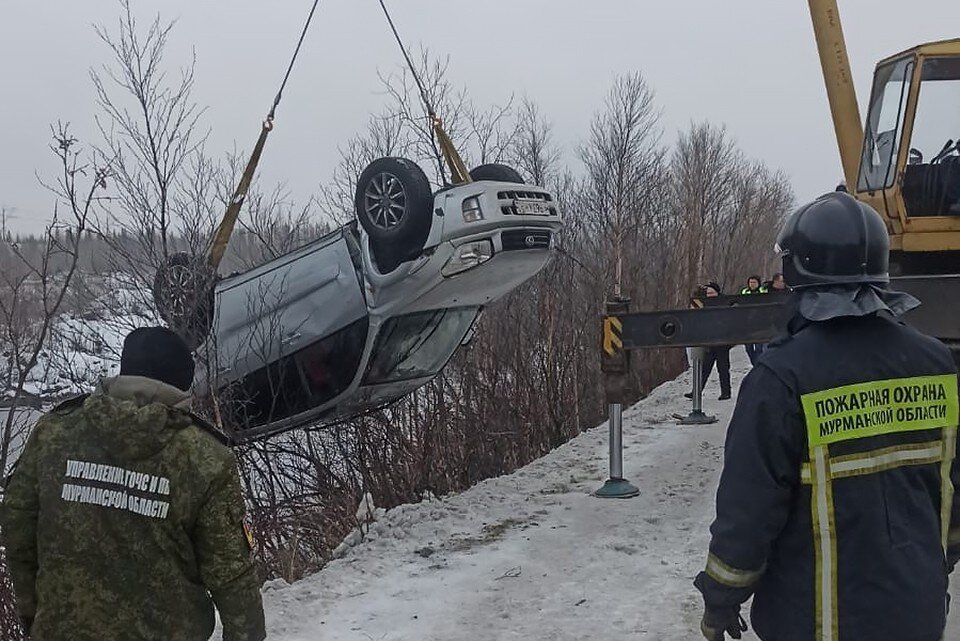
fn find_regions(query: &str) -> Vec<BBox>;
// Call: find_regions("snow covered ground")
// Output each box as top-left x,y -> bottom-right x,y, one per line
262,350 -> 960,640
3,275 -> 158,400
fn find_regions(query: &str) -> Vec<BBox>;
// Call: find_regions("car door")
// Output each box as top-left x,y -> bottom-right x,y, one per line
210,228 -> 367,387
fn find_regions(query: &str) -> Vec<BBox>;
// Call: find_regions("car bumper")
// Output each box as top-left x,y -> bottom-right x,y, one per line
408,226 -> 557,310
434,180 -> 562,242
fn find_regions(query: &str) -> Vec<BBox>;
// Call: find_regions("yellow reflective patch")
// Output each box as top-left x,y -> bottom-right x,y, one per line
948,527 -> 960,548
800,441 -> 944,485
602,316 -> 623,356
941,427 -> 957,552
704,552 -> 765,588
801,375 -> 959,448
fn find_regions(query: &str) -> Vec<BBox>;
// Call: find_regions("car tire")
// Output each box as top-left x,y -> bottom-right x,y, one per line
355,157 -> 434,269
152,252 -> 216,350
469,163 -> 524,183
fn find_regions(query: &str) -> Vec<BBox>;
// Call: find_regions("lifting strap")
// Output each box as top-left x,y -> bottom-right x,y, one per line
207,0 -> 322,272
376,0 -> 472,186
208,119 -> 273,269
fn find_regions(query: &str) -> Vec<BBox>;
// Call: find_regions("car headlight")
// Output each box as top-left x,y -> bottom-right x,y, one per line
442,240 -> 494,276
461,196 -> 483,223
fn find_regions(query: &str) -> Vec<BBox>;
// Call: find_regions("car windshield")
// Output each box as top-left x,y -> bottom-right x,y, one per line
362,308 -> 479,384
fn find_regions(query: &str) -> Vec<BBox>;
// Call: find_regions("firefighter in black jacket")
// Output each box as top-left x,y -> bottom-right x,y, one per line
694,192 -> 960,641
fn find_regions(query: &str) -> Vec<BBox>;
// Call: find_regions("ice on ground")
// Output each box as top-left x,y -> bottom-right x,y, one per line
261,348 -> 960,640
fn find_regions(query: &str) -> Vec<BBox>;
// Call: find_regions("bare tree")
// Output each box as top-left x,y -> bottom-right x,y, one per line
91,0 -> 207,260
671,121 -> 741,291
0,125 -> 109,641
578,73 -> 667,299
83,0 -> 219,334
671,122 -> 793,291
377,50 -> 471,185
0,126 -> 109,476
510,98 -> 562,187
466,97 -> 519,165
709,161 -> 793,286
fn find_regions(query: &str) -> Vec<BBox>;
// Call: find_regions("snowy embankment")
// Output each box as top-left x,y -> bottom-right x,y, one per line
10,275 -> 156,400
262,350 -> 960,640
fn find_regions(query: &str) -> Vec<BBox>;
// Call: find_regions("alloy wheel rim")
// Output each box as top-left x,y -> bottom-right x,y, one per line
363,172 -> 407,230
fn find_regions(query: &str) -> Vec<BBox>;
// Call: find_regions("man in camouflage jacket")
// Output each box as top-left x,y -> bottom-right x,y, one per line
2,327 -> 265,640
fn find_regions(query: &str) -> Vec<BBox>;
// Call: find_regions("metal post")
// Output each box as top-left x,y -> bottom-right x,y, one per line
675,348 -> 718,425
609,403 -> 623,479
691,355 -> 704,413
596,297 -> 639,499
596,401 -> 639,498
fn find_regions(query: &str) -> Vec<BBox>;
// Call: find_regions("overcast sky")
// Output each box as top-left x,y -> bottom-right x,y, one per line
1,0 -> 957,234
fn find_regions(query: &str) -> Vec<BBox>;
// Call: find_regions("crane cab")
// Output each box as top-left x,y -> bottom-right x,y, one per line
854,40 -> 960,261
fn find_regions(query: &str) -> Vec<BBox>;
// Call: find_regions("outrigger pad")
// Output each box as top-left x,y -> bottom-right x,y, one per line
594,478 -> 640,499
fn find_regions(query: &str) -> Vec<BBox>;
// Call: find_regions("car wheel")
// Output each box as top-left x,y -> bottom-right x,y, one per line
469,163 -> 524,183
152,252 -> 216,350
355,157 -> 433,268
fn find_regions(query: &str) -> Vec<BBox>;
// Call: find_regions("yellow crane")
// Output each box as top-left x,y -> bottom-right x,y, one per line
809,0 -> 960,354
809,0 -> 960,250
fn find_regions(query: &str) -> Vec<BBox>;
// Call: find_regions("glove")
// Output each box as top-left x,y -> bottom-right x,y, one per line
700,605 -> 748,641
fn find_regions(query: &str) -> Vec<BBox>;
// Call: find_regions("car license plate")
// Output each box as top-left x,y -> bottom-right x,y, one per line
514,199 -> 550,216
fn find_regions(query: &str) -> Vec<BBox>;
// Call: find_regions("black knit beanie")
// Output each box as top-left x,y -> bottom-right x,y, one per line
119,327 -> 195,392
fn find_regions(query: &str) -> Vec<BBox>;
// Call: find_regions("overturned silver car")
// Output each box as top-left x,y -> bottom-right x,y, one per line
174,160 -> 561,441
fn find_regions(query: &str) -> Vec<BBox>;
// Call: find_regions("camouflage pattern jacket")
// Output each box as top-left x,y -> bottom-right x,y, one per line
1,376 -> 266,641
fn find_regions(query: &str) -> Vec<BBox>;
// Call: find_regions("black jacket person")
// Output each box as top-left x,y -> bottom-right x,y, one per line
686,282 -> 732,401
2,327 -> 266,641
694,192 -> 960,641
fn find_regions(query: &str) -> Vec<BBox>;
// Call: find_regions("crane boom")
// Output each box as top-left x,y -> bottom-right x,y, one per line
808,0 -> 863,189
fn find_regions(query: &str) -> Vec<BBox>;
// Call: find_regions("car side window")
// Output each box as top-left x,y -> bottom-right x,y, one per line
228,317 -> 370,428
229,355 -> 310,428
296,317 -> 369,404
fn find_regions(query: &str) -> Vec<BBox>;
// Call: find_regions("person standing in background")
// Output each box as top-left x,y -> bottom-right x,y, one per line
763,273 -> 789,351
740,276 -> 768,365
685,282 -> 733,401
769,273 -> 787,291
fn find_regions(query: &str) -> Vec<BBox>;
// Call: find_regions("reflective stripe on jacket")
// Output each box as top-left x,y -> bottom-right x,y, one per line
695,313 -> 960,641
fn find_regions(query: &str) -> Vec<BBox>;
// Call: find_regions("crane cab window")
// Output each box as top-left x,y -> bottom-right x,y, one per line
902,57 -> 960,217
858,57 -> 914,193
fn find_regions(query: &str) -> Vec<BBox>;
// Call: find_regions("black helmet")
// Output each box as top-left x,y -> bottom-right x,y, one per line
775,192 -> 889,289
